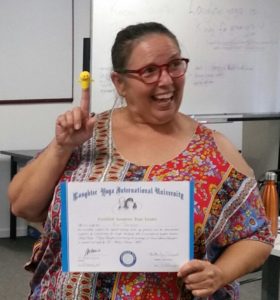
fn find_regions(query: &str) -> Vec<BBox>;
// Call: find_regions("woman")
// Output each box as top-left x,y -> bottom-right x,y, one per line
8,22 -> 273,300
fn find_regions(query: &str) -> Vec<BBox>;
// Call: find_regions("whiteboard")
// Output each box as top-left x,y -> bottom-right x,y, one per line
90,0 -> 280,115
0,0 -> 73,102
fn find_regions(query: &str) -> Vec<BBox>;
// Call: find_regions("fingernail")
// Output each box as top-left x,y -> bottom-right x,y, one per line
75,123 -> 81,130
90,112 -> 96,117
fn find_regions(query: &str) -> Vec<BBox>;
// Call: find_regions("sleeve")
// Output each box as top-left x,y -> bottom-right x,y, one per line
205,172 -> 275,261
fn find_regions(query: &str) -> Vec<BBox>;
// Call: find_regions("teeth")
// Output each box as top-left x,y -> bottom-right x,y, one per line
154,93 -> 173,100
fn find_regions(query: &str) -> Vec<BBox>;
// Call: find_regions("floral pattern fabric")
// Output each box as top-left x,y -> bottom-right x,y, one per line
27,110 -> 274,300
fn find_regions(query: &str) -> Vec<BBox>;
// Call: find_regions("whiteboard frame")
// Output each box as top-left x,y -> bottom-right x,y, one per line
0,0 -> 74,105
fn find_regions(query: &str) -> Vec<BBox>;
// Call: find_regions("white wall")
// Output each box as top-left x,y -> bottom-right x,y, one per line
0,0 -> 91,237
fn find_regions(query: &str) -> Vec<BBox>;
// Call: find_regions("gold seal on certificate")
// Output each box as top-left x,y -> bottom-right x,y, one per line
61,181 -> 194,272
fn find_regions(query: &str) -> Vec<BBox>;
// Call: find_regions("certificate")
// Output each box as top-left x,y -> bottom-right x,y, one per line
61,181 -> 194,272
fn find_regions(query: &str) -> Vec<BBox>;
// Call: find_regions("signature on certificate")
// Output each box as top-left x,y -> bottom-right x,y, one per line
84,248 -> 101,257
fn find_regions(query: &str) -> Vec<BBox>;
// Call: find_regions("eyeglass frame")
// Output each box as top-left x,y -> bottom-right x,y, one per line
114,58 -> 190,84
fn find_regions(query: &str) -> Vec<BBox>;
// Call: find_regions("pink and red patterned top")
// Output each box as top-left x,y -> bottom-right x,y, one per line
27,111 -> 274,300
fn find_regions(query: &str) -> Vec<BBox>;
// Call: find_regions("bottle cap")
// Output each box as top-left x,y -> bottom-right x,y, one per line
265,171 -> 277,181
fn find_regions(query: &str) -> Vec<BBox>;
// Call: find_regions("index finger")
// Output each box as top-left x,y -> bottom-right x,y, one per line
80,88 -> 90,114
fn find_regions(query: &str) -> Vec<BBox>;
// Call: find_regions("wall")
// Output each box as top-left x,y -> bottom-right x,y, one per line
243,120 -> 280,179
0,0 -> 91,237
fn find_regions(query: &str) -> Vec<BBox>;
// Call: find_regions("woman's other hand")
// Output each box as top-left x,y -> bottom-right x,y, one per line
55,88 -> 95,150
177,259 -> 224,297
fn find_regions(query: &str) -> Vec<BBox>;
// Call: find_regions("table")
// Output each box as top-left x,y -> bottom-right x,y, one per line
0,150 -> 39,239
261,234 -> 280,300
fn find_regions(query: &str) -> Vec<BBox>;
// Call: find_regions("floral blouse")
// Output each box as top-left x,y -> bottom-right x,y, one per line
26,110 -> 274,300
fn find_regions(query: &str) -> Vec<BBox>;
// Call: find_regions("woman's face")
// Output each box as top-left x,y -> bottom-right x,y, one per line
113,34 -> 186,125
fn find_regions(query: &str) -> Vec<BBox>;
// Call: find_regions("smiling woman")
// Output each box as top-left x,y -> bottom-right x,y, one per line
7,21 -> 274,300
0,0 -> 73,104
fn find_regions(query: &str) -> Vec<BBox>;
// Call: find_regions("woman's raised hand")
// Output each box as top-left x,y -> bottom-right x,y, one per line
55,88 -> 96,151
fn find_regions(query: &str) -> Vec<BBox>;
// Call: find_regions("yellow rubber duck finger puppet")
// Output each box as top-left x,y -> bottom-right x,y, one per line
79,71 -> 93,90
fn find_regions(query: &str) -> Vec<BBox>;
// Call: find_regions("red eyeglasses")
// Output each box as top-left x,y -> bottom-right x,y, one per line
116,58 -> 190,84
